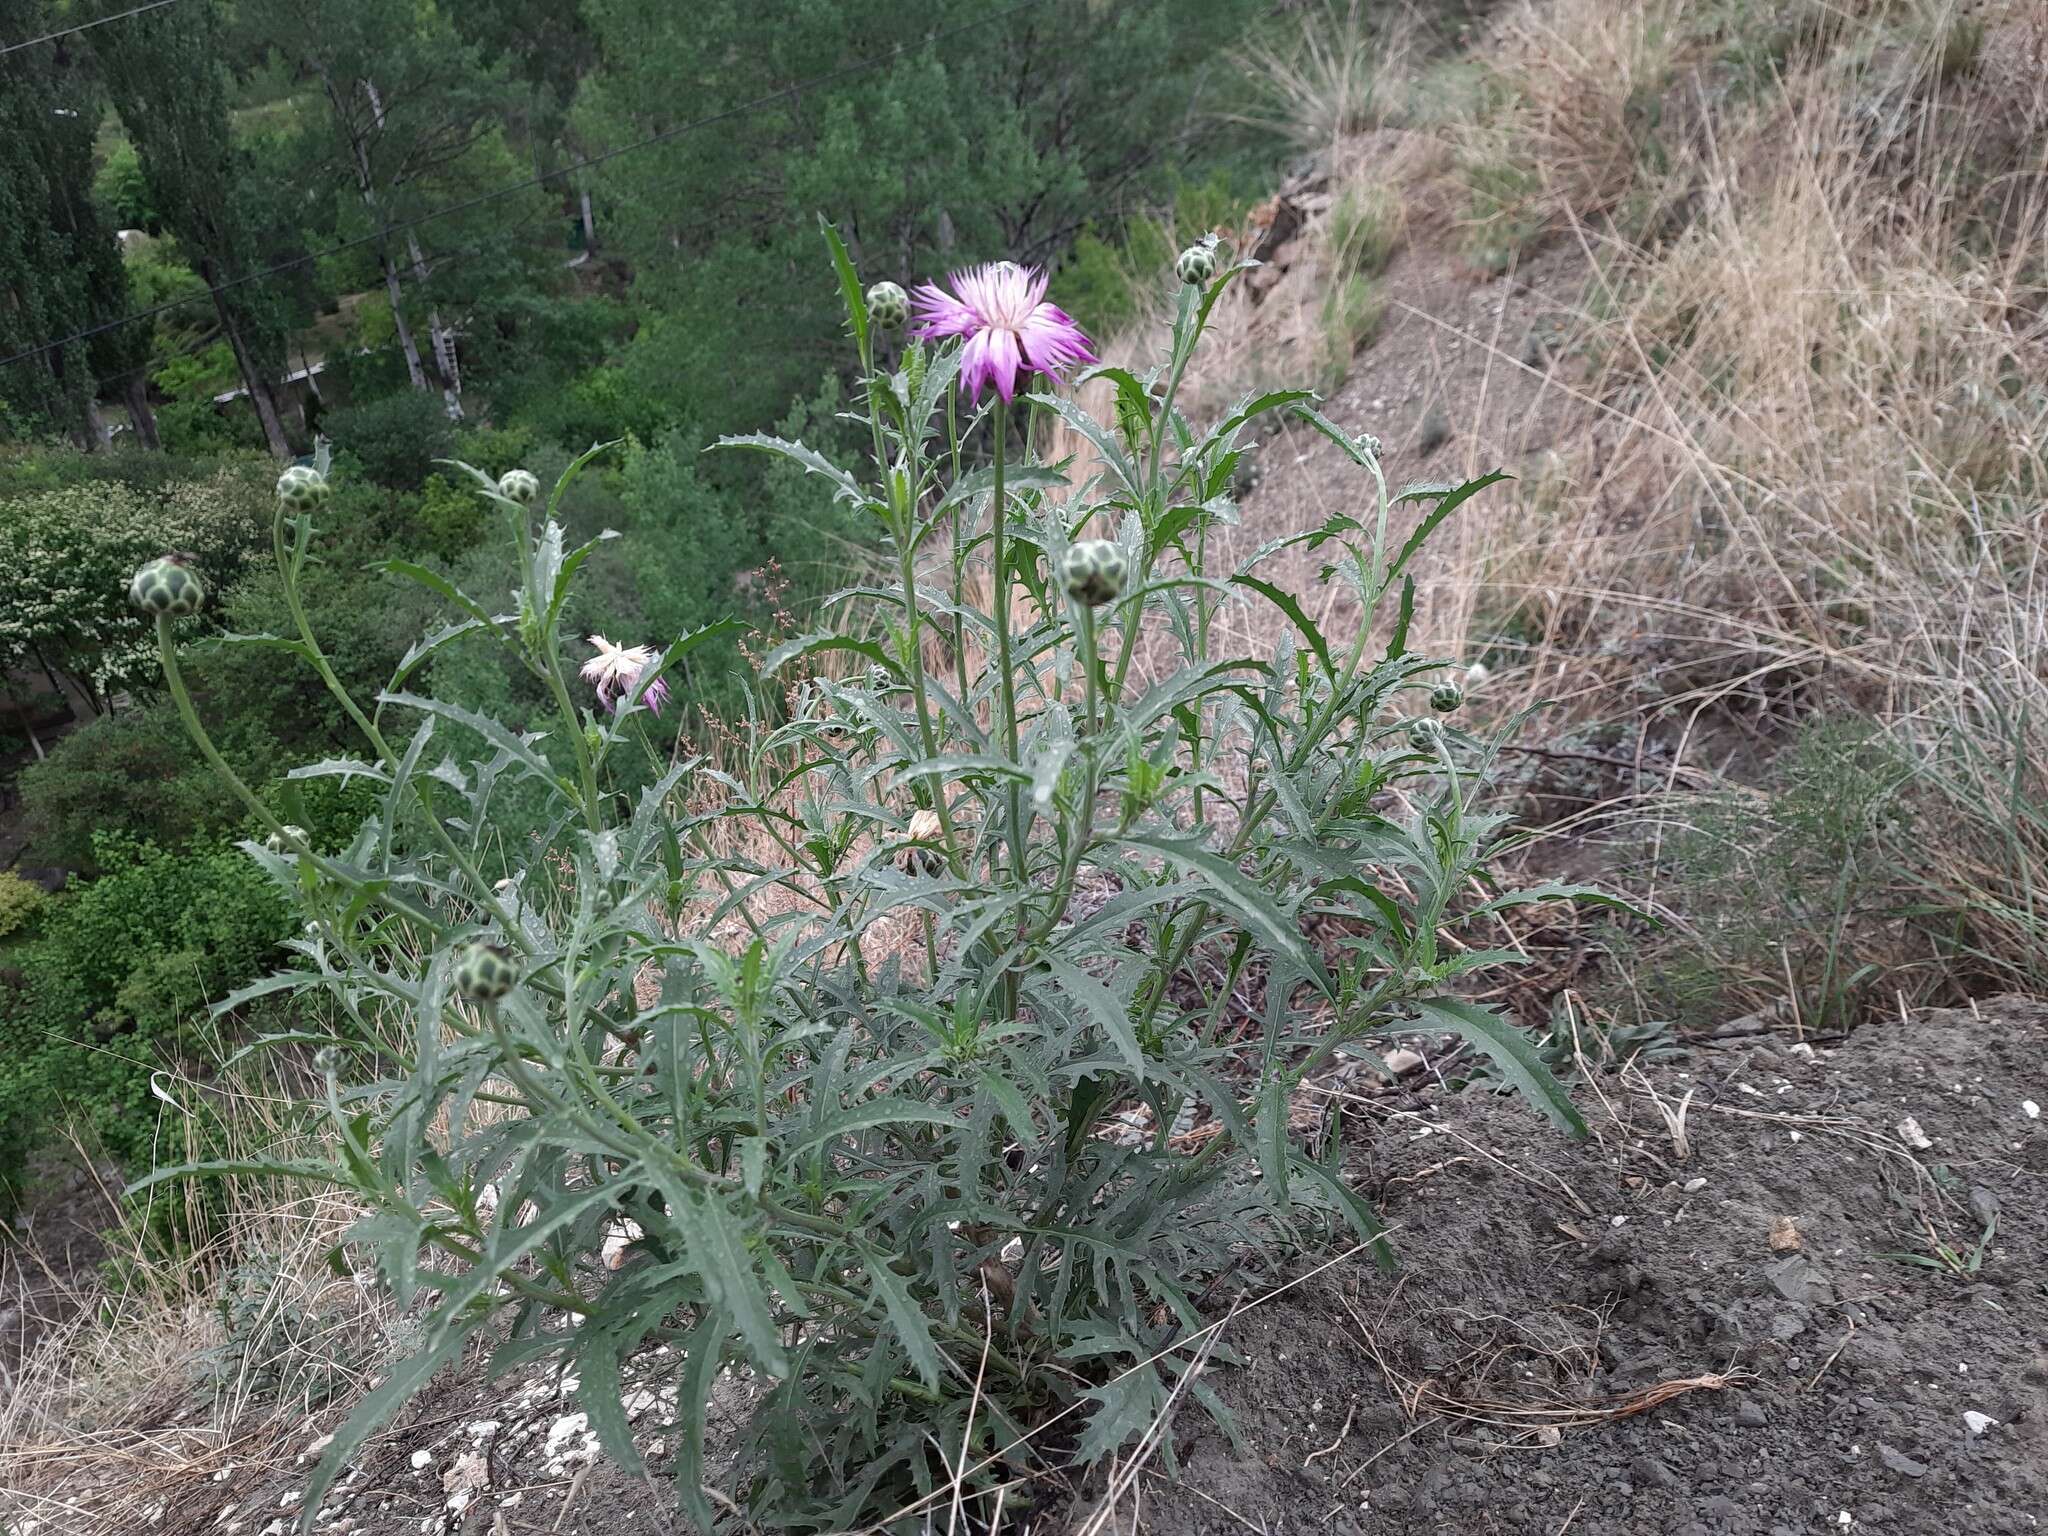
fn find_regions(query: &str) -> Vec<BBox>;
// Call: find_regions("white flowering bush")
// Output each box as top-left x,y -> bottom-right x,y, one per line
137,229 -> 1608,1530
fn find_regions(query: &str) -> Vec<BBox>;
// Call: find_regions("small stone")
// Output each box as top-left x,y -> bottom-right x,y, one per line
1877,1444 -> 1927,1479
1735,1398 -> 1768,1428
1894,1117 -> 1933,1151
1963,1411 -> 1998,1436
2023,1100 -> 2040,1120
409,1450 -> 432,1470
1384,1047 -> 1426,1076
1769,1215 -> 1802,1252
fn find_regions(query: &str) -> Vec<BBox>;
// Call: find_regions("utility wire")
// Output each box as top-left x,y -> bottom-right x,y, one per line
0,0 -> 1056,374
0,0 -> 183,58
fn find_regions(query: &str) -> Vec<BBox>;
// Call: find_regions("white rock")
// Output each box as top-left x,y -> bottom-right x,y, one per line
1964,1411 -> 1998,1435
2023,1100 -> 2040,1120
1894,1116 -> 1933,1150
409,1448 -> 433,1470
1384,1047 -> 1426,1076
1683,1177 -> 1707,1193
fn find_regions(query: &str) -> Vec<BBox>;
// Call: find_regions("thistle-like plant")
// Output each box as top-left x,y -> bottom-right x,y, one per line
136,225 -> 1610,1531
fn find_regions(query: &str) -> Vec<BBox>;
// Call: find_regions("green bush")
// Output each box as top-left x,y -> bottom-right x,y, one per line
0,836 -> 293,1179
326,392 -> 456,489
0,872 -> 47,940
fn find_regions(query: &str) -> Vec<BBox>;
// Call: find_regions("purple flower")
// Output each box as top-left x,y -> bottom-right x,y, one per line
911,261 -> 1096,403
580,635 -> 670,715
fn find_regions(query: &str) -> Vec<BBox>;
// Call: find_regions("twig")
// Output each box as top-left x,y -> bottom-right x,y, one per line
1557,1494 -> 1588,1535
947,1281 -> 994,1536
1302,1400 -> 1358,1470
1803,1320 -> 1856,1393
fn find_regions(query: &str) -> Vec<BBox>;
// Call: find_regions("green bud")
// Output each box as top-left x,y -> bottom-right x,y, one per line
312,1044 -> 343,1075
1429,682 -> 1463,713
1407,717 -> 1442,753
276,464 -> 330,510
499,468 -> 541,505
866,281 -> 910,330
128,554 -> 205,617
1175,241 -> 1218,286
1060,538 -> 1128,607
454,941 -> 520,1004
264,824 -> 309,855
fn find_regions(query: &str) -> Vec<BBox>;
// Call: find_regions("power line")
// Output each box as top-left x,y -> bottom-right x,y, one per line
0,0 -> 1056,375
0,0 -> 183,58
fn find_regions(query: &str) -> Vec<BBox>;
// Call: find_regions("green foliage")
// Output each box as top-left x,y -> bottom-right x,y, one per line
192,1257 -> 362,1406
94,137 -> 159,231
0,465 -> 273,700
0,836 -> 293,1177
325,393 -> 457,490
1608,718 -> 1918,1032
145,241 -> 1607,1532
0,872 -> 49,941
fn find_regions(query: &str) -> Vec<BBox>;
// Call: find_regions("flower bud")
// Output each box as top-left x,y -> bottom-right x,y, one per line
1176,241 -> 1218,286
312,1044 -> 343,1075
866,281 -> 910,331
499,468 -> 541,505
264,824 -> 309,855
1407,718 -> 1442,753
1060,538 -> 1128,607
128,554 -> 205,617
276,464 -> 330,510
454,941 -> 520,1004
1429,682 -> 1463,713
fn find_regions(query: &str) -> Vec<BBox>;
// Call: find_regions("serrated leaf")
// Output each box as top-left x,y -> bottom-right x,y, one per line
1111,834 -> 1315,977
1039,954 -> 1142,1076
297,1318 -> 477,1532
672,1309 -> 728,1533
1411,996 -> 1586,1137
1074,1364 -> 1167,1464
658,1183 -> 787,1375
789,1097 -> 958,1155
861,1255 -> 942,1390
575,1329 -> 645,1476
1386,471 -> 1509,587
715,432 -> 865,505
758,629 -> 897,680
1232,574 -> 1333,674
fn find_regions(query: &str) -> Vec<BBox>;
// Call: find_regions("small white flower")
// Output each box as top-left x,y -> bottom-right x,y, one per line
579,634 -> 669,714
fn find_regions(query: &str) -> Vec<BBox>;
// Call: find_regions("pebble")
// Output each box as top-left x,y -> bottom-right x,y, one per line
1963,1411 -> 1998,1436
1877,1443 -> 1928,1478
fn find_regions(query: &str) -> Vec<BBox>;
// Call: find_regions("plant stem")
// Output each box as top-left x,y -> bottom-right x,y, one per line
990,400 -> 1024,1020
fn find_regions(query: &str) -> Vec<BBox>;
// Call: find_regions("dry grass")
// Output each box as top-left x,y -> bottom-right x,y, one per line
1,1061 -> 391,1533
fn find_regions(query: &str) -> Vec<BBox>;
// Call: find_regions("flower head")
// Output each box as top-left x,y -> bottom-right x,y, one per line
276,464 -> 330,510
1175,239 -> 1218,286
865,281 -> 910,330
1060,538 -> 1128,607
580,634 -> 669,715
499,468 -> 541,505
454,941 -> 520,1004
911,261 -> 1095,403
129,554 -> 205,616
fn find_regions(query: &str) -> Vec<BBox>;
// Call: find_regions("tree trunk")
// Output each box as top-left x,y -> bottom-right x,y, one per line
206,274 -> 290,457
579,186 -> 598,254
380,250 -> 431,392
123,372 -> 160,451
404,229 -> 463,420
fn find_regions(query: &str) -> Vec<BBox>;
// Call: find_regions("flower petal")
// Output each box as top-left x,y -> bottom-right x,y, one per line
910,282 -> 979,339
984,326 -> 1023,402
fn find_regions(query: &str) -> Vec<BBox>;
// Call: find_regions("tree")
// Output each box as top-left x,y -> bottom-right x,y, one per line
573,0 -> 1263,433
89,0 -> 299,457
0,2 -> 136,447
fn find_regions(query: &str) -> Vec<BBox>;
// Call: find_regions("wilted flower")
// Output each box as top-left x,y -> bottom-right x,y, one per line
898,807 -> 944,875
911,261 -> 1095,403
499,468 -> 541,504
129,554 -> 205,616
276,464 -> 330,510
580,634 -> 669,715
1060,538 -> 1128,607
264,824 -> 309,855
865,281 -> 910,330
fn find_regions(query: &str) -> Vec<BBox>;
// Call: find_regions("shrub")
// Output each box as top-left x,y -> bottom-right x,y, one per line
145,234 -> 1605,1529
0,836 -> 293,1179
0,466 -> 273,703
0,871 -> 47,940
325,391 -> 456,489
